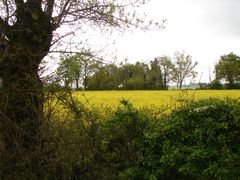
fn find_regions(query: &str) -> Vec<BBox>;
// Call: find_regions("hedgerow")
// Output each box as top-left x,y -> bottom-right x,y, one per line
1,94 -> 239,179
160,98 -> 240,179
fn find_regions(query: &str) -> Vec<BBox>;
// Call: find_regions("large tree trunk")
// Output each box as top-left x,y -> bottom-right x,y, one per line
84,77 -> 88,90
1,56 -> 43,145
0,2 -> 53,175
76,78 -> 79,89
0,54 -> 45,175
179,80 -> 183,90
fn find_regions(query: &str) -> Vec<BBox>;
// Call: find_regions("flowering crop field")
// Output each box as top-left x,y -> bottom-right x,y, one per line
75,90 -> 240,108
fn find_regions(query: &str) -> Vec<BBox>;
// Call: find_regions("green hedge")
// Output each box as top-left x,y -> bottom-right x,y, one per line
1,97 -> 240,179
97,98 -> 240,179
159,98 -> 240,179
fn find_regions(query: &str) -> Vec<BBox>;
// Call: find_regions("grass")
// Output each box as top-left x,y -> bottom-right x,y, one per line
74,90 -> 240,109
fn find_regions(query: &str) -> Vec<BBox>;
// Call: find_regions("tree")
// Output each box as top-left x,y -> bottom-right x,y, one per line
88,64 -> 107,90
120,62 -> 149,90
159,56 -> 174,89
135,62 -> 149,89
155,55 -> 174,89
88,63 -> 121,90
81,54 -> 98,90
215,53 -> 240,89
56,51 -> 97,90
0,0 -> 156,172
148,58 -> 163,89
172,51 -> 198,89
56,54 -> 82,89
56,51 -> 99,90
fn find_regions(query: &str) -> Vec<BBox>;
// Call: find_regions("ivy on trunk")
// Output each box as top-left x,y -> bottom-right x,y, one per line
0,1 -> 53,173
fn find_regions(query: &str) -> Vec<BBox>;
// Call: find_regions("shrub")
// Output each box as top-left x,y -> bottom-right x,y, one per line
41,92 -> 105,179
210,80 -> 223,89
160,98 -> 240,179
98,99 -> 165,179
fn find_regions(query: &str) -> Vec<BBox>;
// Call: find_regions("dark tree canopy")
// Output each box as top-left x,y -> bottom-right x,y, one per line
215,52 -> 240,88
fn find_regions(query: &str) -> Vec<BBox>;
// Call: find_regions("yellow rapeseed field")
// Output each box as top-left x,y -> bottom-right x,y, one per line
75,90 -> 240,108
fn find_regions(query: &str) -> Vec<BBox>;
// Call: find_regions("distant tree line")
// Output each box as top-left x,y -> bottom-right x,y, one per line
55,51 -> 198,90
54,52 -> 240,90
198,52 -> 240,90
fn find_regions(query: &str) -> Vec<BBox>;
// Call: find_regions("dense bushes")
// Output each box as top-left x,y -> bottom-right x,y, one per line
1,96 -> 240,179
160,98 -> 240,179
99,98 -> 240,179
98,100 -> 163,179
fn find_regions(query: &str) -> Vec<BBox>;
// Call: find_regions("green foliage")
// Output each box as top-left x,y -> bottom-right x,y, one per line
56,58 -> 176,90
56,52 -> 98,90
98,99 -> 162,179
160,98 -> 240,179
209,79 -> 224,89
88,64 -> 121,90
147,58 -> 163,90
215,53 -> 240,88
153,56 -> 174,89
120,62 -> 149,90
44,82 -> 67,92
55,52 -> 199,90
56,54 -> 82,89
2,93 -> 240,179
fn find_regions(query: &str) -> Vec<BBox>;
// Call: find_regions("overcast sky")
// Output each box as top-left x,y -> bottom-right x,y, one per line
112,0 -> 240,83
48,0 -> 240,83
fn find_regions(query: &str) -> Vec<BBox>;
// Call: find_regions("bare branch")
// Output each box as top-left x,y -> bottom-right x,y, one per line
52,1 -> 139,30
52,0 -> 72,30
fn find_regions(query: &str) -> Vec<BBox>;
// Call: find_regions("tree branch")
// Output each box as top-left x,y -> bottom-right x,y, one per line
45,0 -> 55,18
0,17 -> 10,35
52,0 -> 72,30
